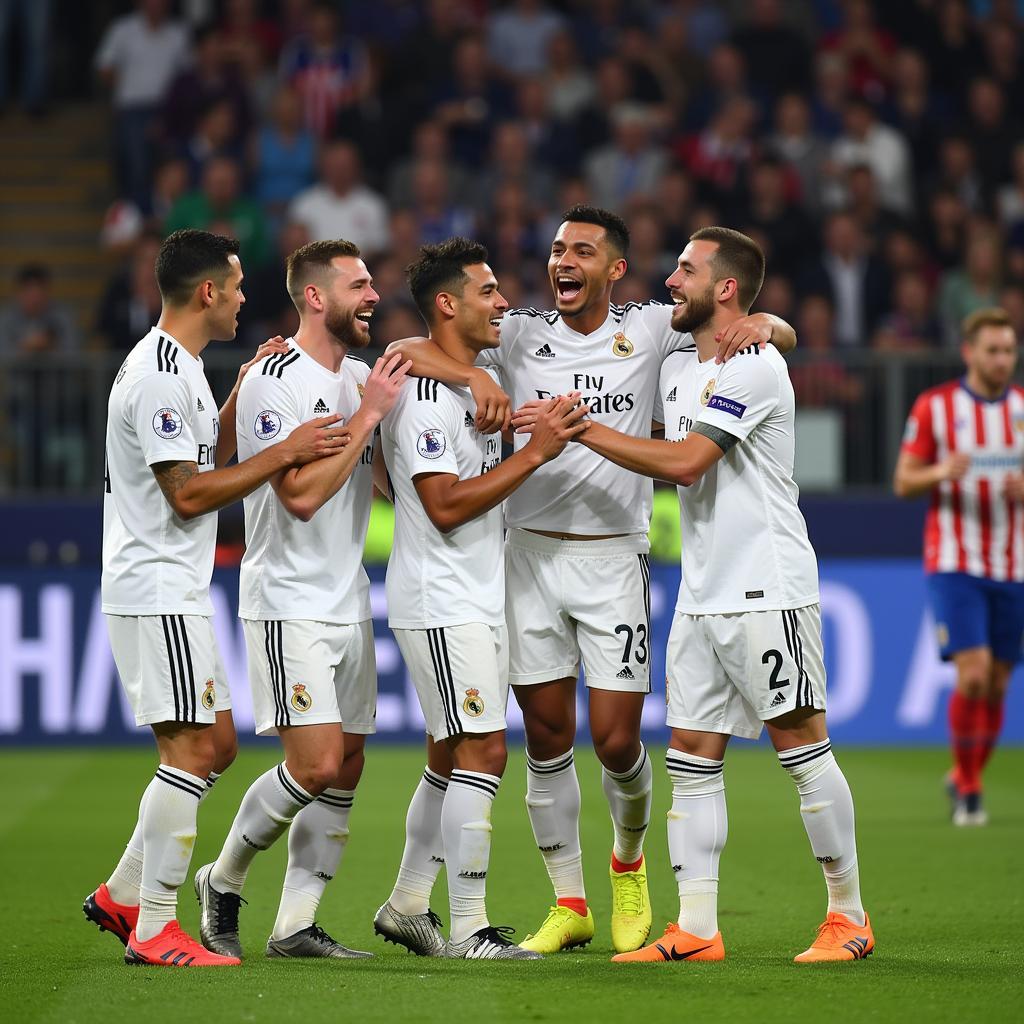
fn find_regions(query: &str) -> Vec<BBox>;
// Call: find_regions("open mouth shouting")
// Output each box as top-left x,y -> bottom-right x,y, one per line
556,275 -> 583,303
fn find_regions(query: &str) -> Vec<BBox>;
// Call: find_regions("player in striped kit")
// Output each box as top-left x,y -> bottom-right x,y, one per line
895,308 -> 1024,826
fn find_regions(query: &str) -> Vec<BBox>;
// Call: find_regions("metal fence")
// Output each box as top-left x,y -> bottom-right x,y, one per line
0,348 -> 977,496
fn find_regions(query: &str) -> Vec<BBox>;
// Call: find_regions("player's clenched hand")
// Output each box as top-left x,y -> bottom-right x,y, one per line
510,398 -> 550,433
524,395 -> 590,461
714,315 -> 772,364
359,352 -> 412,422
281,413 -> 351,465
942,452 -> 971,482
1004,472 -> 1024,502
469,368 -> 511,433
235,335 -> 290,388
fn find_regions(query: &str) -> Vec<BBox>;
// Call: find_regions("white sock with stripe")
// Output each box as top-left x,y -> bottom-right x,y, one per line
210,763 -> 314,896
136,765 -> 206,942
779,740 -> 866,928
602,744 -> 652,866
107,770 -> 221,906
389,768 -> 448,916
666,750 -> 726,940
272,788 -> 355,939
443,770 -> 500,943
525,749 -> 586,903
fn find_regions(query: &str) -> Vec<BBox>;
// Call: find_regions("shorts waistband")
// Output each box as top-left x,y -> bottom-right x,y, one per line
506,528 -> 650,558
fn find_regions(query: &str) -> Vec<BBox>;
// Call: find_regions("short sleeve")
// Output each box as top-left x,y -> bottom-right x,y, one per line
695,353 -> 780,443
641,303 -> 690,360
125,373 -> 198,466
392,385 -> 460,479
94,21 -> 123,71
900,393 -> 937,462
236,370 -> 303,449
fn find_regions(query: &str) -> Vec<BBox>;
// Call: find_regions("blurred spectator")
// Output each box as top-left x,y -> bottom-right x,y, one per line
585,104 -> 668,211
178,98 -> 244,187
800,210 -> 888,347
963,77 -> 1019,196
375,303 -> 425,355
810,50 -> 849,138
288,140 -> 390,255
164,156 -> 271,267
512,78 -> 578,174
996,141 -> 1024,228
405,159 -> 476,244
925,0 -> 985,105
789,294 -> 865,407
676,97 -> 757,204
574,56 -> 632,152
845,164 -> 906,250
925,188 -> 971,270
543,30 -> 596,121
931,134 -> 984,212
94,0 -> 190,210
239,220 -> 309,346
0,265 -> 80,354
683,42 -> 751,130
1000,284 -> 1024,337
872,271 -> 942,350
829,97 -> 913,215
96,232 -> 163,352
938,228 -> 1003,345
656,0 -> 728,57
617,26 -> 674,112
219,0 -> 283,71
820,0 -> 896,103
0,0 -> 50,114
388,120 -> 471,209
752,272 -> 796,324
983,19 -> 1023,106
474,121 -> 555,214
652,166 -> 695,244
768,92 -> 828,211
730,0 -> 811,98
882,228 -> 939,290
888,48 -> 943,200
486,0 -> 564,78
252,85 -> 316,219
739,156 -> 813,275
618,204 -> 670,295
162,22 -> 251,148
280,0 -> 371,139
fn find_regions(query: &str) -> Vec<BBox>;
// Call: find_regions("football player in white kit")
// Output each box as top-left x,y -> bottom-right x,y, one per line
373,238 -> 587,960
388,207 -> 796,954
86,229 -> 351,968
194,240 -> 410,960
559,227 -> 873,965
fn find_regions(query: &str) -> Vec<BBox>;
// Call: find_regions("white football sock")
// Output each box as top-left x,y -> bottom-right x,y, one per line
666,750 -> 726,940
602,744 -> 652,865
525,749 -> 586,902
443,770 -> 499,943
389,768 -> 448,916
272,788 -> 354,939
210,763 -> 314,896
136,766 -> 205,941
779,740 -> 866,927
107,769 -> 221,906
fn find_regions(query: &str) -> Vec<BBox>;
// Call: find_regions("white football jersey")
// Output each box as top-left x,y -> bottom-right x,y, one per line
660,345 -> 819,614
102,327 -> 220,615
480,301 -> 690,533
237,340 -> 373,624
381,374 -> 505,628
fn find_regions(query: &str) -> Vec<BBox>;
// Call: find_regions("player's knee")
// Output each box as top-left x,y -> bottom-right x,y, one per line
212,734 -> 238,775
956,670 -> 989,699
593,729 -> 640,773
294,754 -> 343,795
522,711 -> 573,758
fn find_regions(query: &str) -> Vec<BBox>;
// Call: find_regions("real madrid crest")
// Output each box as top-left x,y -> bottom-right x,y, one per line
611,332 -> 634,358
463,688 -> 485,717
357,383 -> 365,397
201,679 -> 216,710
701,378 -> 716,405
290,683 -> 312,712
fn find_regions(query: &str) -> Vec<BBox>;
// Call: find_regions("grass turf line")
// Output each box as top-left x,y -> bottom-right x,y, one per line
1,745 -> 1022,1023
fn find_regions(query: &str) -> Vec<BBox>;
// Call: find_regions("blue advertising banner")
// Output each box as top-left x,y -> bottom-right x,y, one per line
1,562 -> 1021,746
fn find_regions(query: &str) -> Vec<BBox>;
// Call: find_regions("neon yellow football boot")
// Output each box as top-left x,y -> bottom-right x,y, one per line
519,905 -> 595,953
609,856 -> 652,953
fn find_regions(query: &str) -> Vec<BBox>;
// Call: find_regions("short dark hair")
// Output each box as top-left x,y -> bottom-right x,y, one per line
560,204 -> 630,257
285,239 -> 361,308
155,229 -> 240,306
963,306 -> 1014,343
689,226 -> 766,310
406,237 -> 490,324
16,263 -> 49,286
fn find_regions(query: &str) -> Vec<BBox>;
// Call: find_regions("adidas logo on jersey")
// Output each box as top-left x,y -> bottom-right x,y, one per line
313,398 -> 329,414
770,690 -> 788,708
535,343 -> 556,358
464,411 -> 475,429
196,397 -> 205,411
616,666 -> 635,680
665,387 -> 677,402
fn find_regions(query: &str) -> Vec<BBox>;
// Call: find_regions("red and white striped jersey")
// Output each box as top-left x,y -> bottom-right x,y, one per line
902,378 -> 1024,579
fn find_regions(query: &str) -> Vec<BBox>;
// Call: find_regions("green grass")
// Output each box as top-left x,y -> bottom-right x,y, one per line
2,745 -> 1022,1023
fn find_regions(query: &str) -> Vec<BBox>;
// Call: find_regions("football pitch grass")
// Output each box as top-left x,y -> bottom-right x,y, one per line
2,745 -> 1022,1023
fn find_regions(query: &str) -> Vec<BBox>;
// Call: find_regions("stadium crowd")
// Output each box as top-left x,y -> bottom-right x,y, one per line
5,0 -> 1024,413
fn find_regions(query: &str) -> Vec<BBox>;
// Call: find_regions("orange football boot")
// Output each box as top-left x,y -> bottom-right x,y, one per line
611,922 -> 725,962
83,883 -> 139,946
124,920 -> 241,967
794,911 -> 874,963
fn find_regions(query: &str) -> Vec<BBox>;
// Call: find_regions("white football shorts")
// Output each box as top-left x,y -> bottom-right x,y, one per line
394,622 -> 509,741
241,618 -> 377,737
666,603 -> 827,739
504,529 -> 651,692
106,613 -> 231,727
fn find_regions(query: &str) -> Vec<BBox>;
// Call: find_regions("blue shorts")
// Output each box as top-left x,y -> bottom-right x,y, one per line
926,572 -> 1024,664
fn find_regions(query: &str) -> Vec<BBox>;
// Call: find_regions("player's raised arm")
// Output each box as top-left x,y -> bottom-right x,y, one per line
386,335 -> 511,433
893,392 -> 969,498
714,311 -> 797,363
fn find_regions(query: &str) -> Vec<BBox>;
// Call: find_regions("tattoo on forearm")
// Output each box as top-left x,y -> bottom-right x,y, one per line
152,461 -> 199,505
691,421 -> 739,453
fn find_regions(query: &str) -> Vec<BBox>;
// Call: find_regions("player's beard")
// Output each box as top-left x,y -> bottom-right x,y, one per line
325,300 -> 368,349
671,284 -> 717,333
